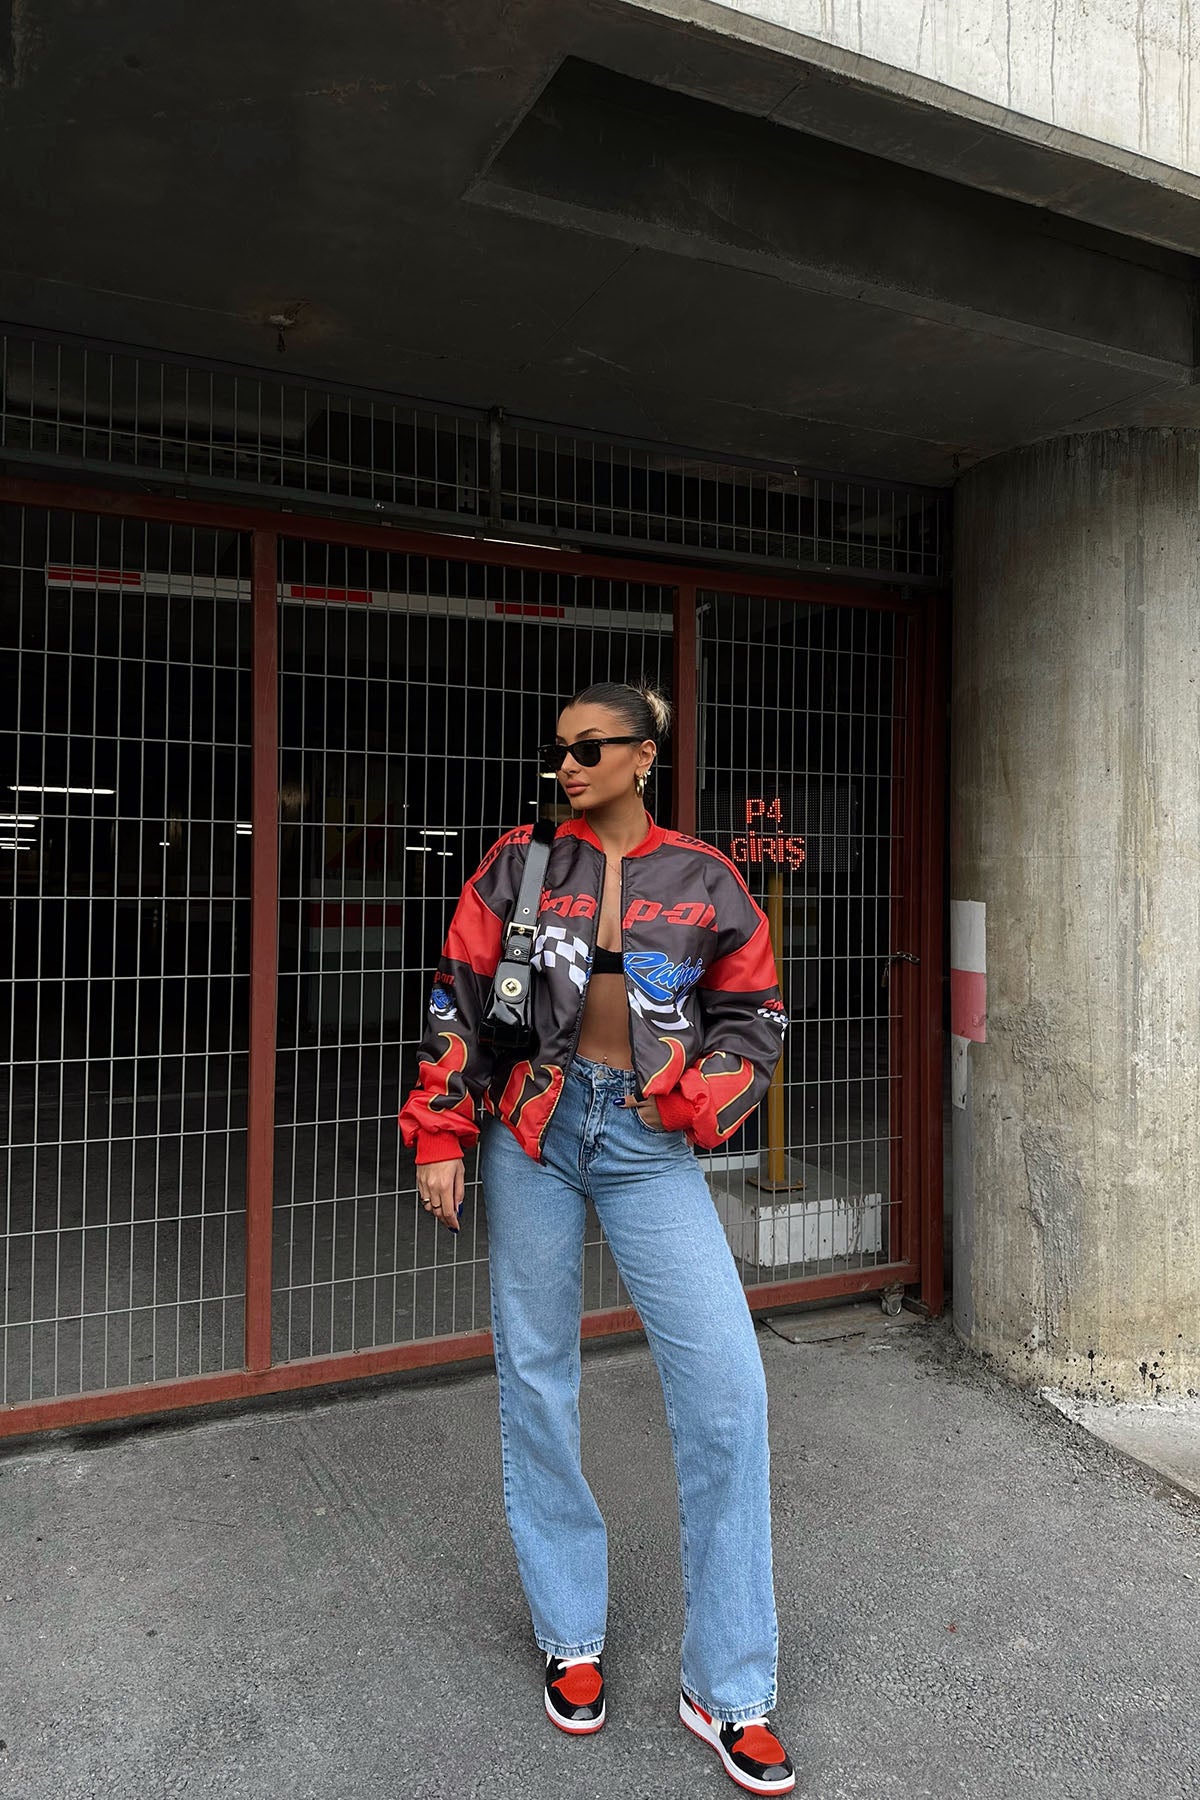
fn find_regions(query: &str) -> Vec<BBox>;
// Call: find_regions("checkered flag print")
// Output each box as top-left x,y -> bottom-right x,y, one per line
626,985 -> 692,1032
533,925 -> 592,991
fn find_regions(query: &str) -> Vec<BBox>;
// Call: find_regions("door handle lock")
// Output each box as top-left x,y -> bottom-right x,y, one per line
881,951 -> 920,988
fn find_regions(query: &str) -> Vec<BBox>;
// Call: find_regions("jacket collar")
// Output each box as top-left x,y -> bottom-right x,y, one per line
559,812 -> 666,859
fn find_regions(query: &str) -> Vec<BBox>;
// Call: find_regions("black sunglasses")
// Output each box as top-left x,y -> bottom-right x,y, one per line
538,736 -> 642,771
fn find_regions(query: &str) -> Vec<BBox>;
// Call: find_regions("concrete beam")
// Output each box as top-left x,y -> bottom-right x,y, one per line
473,61 -> 1199,380
621,0 -> 1200,207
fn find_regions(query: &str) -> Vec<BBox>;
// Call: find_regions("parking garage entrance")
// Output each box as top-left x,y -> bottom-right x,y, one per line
0,483 -> 943,1434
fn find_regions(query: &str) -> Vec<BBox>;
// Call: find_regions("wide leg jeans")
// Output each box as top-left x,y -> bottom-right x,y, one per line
480,1053 -> 779,1723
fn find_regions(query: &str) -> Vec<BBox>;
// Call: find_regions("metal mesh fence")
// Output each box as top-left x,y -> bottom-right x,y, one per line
1,494 -> 918,1412
273,543 -> 674,1358
1,507 -> 251,1403
695,590 -> 905,1280
0,329 -> 945,581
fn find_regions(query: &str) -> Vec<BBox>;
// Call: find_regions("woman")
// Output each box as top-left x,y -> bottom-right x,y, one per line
399,682 -> 795,1796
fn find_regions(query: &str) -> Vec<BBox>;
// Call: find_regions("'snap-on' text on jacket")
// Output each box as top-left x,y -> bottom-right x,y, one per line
398,814 -> 788,1165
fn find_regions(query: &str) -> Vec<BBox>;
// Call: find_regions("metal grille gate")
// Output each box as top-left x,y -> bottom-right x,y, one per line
697,593 -> 907,1277
2,505 -> 252,1403
1,480 -> 942,1434
272,540 -> 674,1362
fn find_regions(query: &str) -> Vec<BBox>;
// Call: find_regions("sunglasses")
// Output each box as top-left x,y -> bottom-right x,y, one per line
538,736 -> 642,772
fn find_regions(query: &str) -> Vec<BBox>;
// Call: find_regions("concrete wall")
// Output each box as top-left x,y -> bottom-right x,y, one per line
952,430 -> 1200,1402
627,0 -> 1200,183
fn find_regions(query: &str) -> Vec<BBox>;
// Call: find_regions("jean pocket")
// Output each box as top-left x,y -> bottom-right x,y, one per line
631,1103 -> 676,1138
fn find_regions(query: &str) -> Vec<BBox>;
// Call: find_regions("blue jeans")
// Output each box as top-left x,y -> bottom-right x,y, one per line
480,1053 -> 779,1723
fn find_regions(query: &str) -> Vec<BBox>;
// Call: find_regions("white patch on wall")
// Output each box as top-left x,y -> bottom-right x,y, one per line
951,1033 -> 970,1110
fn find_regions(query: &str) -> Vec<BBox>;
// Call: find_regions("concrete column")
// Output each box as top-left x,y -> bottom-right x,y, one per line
952,430 -> 1200,1402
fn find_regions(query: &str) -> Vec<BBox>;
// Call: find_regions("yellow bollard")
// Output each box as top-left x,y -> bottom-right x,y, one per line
750,871 -> 804,1192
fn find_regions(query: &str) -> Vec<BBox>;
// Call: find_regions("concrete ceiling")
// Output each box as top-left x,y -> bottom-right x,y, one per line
3,0 -> 1200,486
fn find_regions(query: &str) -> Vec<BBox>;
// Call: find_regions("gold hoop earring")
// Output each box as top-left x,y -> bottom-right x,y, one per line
636,769 -> 649,797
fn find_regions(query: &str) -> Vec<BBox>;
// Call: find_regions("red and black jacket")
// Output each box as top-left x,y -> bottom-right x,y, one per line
398,814 -> 788,1165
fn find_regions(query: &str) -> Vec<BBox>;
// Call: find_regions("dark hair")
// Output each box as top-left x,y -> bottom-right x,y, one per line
565,681 -> 672,743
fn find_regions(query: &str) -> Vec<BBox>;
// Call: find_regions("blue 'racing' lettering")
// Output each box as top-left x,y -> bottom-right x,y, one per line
623,951 -> 705,1005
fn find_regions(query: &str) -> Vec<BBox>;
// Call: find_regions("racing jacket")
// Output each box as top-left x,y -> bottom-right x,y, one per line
398,813 -> 788,1165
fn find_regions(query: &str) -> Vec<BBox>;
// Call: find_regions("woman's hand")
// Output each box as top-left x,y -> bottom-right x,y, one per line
417,1157 -> 465,1232
617,1094 -> 666,1131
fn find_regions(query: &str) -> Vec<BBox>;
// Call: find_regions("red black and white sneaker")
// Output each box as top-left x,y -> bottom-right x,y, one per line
679,1689 -> 795,1794
544,1653 -> 606,1734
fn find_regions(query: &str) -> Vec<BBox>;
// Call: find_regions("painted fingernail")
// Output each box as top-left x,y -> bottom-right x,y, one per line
611,1097 -> 625,1108
456,1202 -> 464,1216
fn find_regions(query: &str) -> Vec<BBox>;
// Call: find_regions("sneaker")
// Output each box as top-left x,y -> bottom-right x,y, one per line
544,1652 -> 606,1734
679,1689 -> 795,1794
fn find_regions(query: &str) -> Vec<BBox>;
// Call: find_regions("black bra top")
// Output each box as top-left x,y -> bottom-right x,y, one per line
591,944 -> 624,975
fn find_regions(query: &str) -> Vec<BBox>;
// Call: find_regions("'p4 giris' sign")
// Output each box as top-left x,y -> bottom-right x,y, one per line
729,797 -> 805,871
730,834 -> 807,870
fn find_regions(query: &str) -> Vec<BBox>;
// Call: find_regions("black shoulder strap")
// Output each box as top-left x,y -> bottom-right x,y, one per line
498,818 -> 556,970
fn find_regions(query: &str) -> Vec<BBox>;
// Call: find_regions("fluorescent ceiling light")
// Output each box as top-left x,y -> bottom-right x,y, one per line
0,839 -> 31,849
417,830 -> 458,838
477,535 -> 579,554
0,813 -> 39,822
10,784 -> 115,796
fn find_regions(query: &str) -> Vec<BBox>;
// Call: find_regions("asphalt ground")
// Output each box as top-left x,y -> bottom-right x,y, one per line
3,1308 -> 1198,1800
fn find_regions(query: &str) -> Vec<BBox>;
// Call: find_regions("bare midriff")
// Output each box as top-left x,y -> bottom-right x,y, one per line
574,849 -> 634,1069
575,969 -> 633,1068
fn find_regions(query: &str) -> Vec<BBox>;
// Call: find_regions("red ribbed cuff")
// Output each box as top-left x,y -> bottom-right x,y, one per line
415,1130 -> 467,1166
655,1088 -> 700,1135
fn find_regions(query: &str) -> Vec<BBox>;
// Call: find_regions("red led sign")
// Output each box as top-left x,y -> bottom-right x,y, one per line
728,796 -> 806,872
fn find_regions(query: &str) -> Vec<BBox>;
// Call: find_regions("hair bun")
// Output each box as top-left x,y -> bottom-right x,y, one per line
636,683 -> 673,741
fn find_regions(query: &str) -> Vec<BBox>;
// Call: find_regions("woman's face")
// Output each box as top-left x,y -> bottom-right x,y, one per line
553,704 -> 656,812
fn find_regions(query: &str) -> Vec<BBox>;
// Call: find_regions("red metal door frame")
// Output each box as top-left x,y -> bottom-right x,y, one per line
0,476 -> 944,1438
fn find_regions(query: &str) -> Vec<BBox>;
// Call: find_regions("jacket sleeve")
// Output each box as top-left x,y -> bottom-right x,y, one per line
398,828 -> 528,1165
652,863 -> 789,1150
